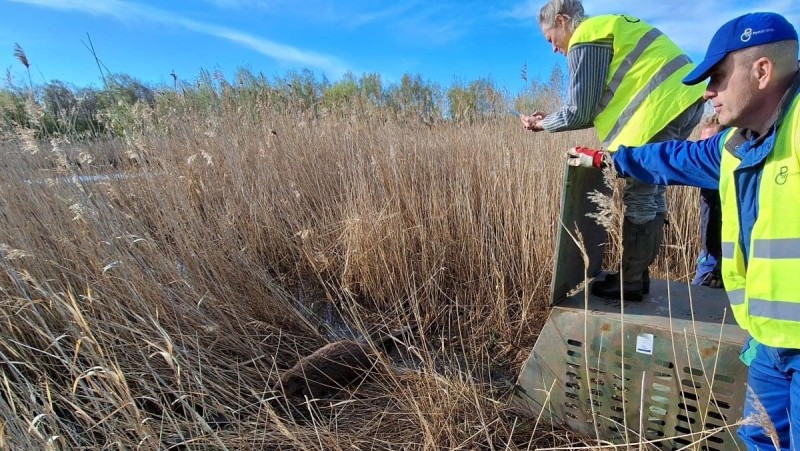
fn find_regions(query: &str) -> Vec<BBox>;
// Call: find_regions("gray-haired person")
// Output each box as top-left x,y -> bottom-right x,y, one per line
521,0 -> 706,301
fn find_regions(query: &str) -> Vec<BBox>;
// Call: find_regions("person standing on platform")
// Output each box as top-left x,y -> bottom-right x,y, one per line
521,0 -> 705,302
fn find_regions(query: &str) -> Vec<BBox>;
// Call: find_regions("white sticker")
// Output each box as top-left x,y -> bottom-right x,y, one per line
636,333 -> 654,355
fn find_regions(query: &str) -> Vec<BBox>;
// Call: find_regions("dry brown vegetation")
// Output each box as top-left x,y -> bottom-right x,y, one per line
0,95 -> 708,449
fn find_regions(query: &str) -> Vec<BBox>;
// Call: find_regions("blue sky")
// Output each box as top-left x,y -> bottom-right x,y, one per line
2,0 -> 799,93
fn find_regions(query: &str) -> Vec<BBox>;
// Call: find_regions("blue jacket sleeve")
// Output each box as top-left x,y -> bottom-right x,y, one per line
611,133 -> 724,190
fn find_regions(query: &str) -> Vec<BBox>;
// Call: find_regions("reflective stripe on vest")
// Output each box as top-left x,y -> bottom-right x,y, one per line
750,299 -> 800,322
567,15 -> 705,150
727,289 -> 746,306
722,238 -> 800,260
752,238 -> 800,258
603,54 -> 693,148
719,93 -> 800,348
721,241 -> 735,259
598,27 -> 662,107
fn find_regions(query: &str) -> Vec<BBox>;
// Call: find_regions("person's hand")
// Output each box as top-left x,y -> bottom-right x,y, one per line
520,111 -> 546,132
566,147 -> 606,168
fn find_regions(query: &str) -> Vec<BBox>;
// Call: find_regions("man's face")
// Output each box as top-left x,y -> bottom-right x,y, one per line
703,52 -> 759,127
542,16 -> 572,56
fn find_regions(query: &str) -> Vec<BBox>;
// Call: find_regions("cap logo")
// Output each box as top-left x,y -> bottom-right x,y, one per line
741,28 -> 753,42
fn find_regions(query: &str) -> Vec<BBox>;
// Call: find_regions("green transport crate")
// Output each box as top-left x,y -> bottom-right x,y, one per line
513,165 -> 749,450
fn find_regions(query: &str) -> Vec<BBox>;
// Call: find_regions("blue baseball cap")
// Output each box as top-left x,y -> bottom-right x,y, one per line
683,12 -> 798,85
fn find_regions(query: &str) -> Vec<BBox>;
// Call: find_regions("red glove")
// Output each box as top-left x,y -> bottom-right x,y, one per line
566,146 -> 606,168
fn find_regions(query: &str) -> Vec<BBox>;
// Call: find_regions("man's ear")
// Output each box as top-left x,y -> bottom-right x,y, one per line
753,57 -> 773,89
555,14 -> 566,28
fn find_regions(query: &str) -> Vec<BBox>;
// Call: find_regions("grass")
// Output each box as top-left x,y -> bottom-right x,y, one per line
0,96 -> 714,449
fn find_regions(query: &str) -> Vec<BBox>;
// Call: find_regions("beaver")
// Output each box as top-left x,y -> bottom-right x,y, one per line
271,327 -> 411,403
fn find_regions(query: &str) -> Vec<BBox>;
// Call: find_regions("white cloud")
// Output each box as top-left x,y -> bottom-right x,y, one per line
9,0 -> 139,21
202,0 -> 467,46
203,0 -> 283,10
503,0 -> 539,21
388,3 -> 473,47
8,0 -> 350,78
349,4 -> 417,28
202,0 -> 408,28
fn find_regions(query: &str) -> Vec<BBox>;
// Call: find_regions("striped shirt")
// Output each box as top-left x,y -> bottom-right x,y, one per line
542,41 -> 613,132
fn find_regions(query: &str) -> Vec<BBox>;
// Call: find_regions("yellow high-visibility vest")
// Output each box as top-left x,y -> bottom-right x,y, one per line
568,14 -> 705,150
719,93 -> 800,348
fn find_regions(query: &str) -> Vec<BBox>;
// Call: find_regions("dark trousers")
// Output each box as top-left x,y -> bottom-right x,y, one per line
692,188 -> 722,284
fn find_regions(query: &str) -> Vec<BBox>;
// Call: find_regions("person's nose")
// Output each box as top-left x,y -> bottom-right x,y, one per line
703,80 -> 720,100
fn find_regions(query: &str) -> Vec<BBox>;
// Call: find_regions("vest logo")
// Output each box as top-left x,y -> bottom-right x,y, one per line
618,14 -> 640,24
776,166 -> 789,185
741,28 -> 753,42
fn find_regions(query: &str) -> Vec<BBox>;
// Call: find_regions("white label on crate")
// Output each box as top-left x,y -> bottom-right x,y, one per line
636,333 -> 654,355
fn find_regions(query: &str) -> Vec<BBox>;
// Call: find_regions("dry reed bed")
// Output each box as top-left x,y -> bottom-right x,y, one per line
0,104 -> 704,449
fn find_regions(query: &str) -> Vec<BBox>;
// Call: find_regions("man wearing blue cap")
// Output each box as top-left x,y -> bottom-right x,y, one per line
566,11 -> 800,449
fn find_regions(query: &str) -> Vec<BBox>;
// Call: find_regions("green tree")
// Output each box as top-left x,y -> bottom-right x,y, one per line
274,68 -> 327,113
447,78 -> 505,123
359,72 -> 383,111
386,73 -> 442,123
41,80 -> 77,134
513,64 -> 567,115
0,89 -> 28,131
322,71 -> 359,115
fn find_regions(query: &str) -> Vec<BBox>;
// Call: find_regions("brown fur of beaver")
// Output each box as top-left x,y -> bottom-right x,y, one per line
271,327 -> 411,403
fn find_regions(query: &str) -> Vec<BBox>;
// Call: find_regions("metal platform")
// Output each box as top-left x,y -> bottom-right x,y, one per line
514,164 -> 749,450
